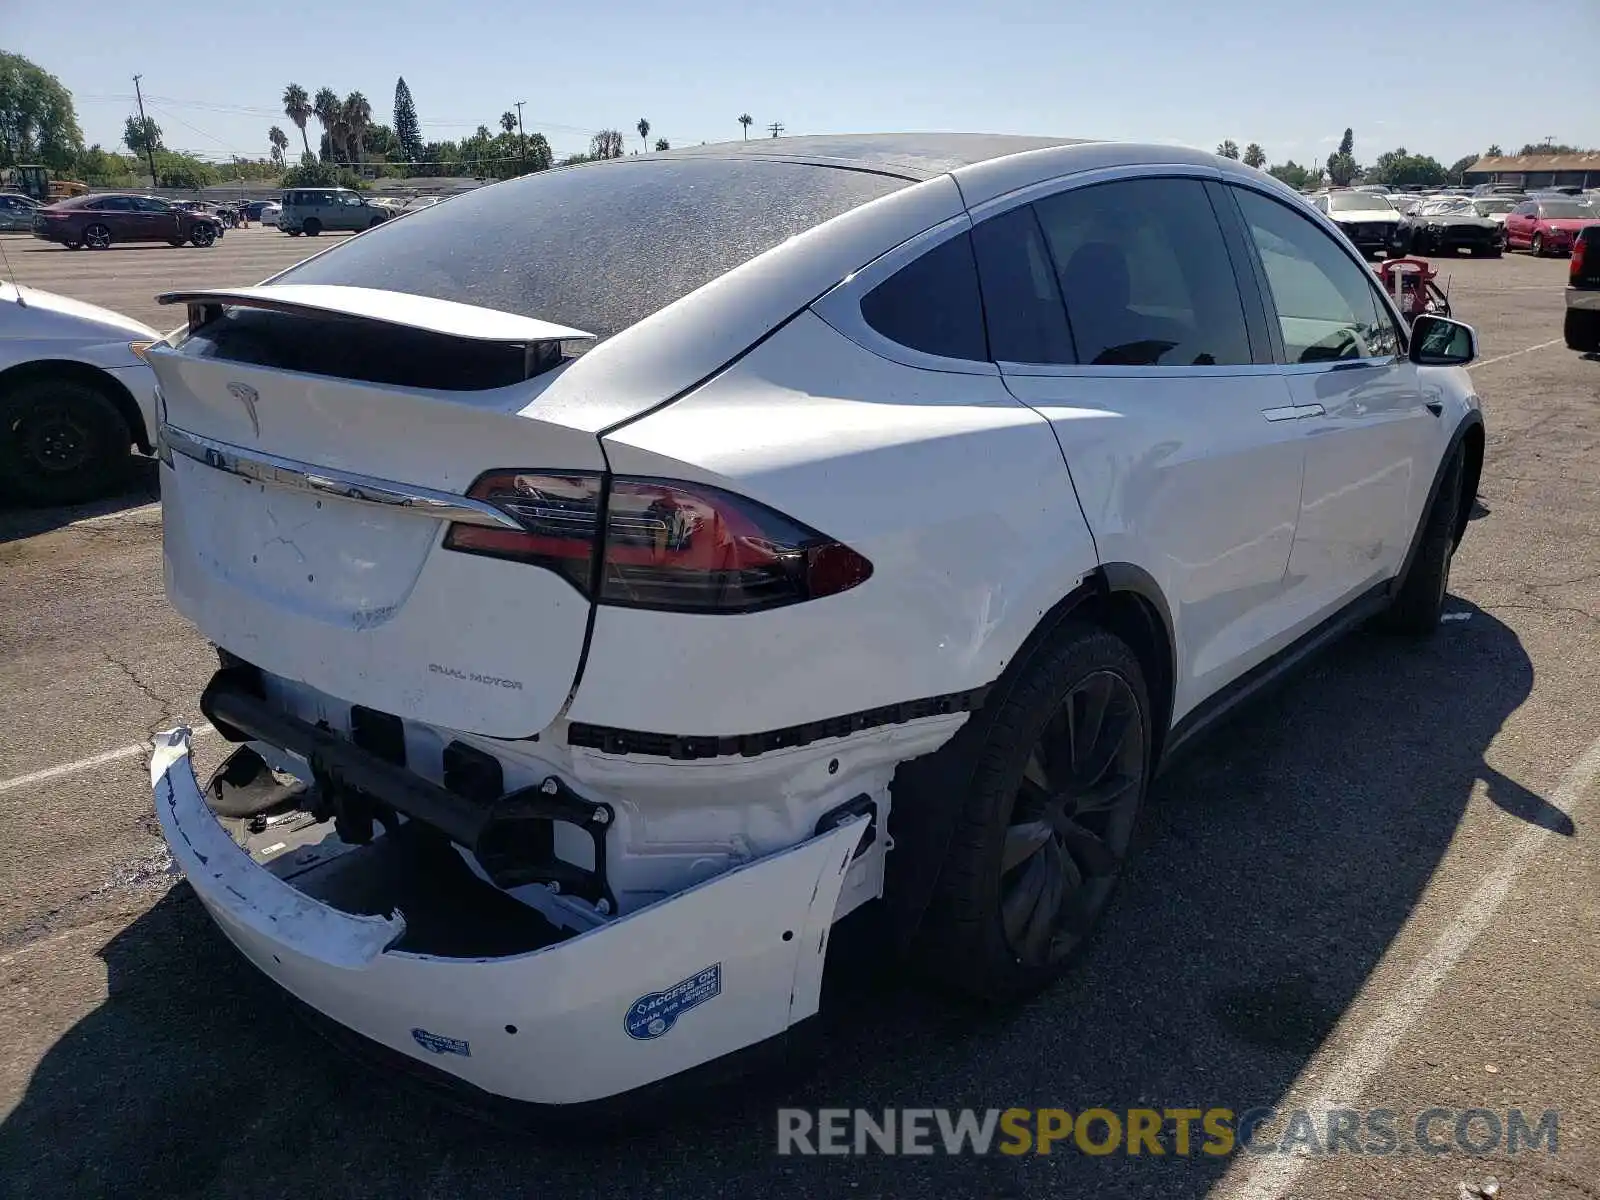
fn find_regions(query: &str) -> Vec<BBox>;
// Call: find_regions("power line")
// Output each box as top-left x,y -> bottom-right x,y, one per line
766,121 -> 784,138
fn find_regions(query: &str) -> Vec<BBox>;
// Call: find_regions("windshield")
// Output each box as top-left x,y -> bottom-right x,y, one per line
279,157 -> 908,342
1328,192 -> 1396,213
1540,201 -> 1597,219
1473,200 -> 1515,215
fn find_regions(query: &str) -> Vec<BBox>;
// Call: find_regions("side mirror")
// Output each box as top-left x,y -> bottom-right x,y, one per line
1410,314 -> 1477,366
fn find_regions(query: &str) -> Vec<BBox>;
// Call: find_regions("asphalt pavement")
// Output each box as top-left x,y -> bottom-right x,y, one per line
0,234 -> 1595,1199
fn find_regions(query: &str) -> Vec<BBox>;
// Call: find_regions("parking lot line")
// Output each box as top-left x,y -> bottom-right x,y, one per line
0,725 -> 214,796
1222,730 -> 1600,1200
1468,338 -> 1563,371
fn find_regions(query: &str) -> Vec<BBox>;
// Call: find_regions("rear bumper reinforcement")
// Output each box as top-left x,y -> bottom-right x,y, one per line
151,727 -> 865,1105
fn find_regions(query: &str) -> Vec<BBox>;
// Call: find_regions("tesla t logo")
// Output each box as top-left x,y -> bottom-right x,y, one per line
226,382 -> 261,436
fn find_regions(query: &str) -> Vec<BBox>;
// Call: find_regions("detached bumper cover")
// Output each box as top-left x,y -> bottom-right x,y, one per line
151,727 -> 865,1105
1567,287 -> 1600,312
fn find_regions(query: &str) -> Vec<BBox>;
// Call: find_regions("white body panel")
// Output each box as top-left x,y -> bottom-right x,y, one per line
153,728 -> 864,1105
585,312 -> 1097,733
0,282 -> 160,443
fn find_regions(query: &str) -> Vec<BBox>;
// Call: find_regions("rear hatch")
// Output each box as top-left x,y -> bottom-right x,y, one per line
1574,225 -> 1600,289
151,286 -> 604,739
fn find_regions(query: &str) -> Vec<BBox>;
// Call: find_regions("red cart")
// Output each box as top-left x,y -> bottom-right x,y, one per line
1375,256 -> 1452,323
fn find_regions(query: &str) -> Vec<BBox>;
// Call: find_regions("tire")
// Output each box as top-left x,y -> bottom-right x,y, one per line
1487,245 -> 1503,258
64,241 -> 82,251
190,224 -> 216,248
167,238 -> 185,247
1566,308 -> 1600,352
1531,234 -> 1544,257
83,222 -> 112,250
286,229 -> 302,236
0,376 -> 132,505
1382,447 -> 1464,636
914,623 -> 1152,1002
368,213 -> 387,228
302,218 -> 321,237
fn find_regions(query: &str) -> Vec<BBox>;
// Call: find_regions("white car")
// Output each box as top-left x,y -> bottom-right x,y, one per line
145,135 -> 1484,1108
0,281 -> 160,503
259,201 -> 282,226
1312,189 -> 1404,257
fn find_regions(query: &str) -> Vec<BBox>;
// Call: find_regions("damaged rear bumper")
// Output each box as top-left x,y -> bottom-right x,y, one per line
150,726 -> 865,1106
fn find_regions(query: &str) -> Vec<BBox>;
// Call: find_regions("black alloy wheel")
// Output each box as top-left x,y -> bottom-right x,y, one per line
998,669 -> 1147,967
84,223 -> 112,250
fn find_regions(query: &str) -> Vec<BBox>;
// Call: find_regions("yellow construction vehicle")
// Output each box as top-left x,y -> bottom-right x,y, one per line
1,165 -> 89,203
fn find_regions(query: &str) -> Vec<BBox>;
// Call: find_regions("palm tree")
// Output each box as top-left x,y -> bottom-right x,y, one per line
268,125 -> 289,169
637,117 -> 650,151
500,111 -> 517,135
738,113 -> 753,140
282,83 -> 313,160
343,92 -> 372,169
313,87 -> 342,161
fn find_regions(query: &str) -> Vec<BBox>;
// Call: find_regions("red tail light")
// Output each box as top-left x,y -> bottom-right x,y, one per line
444,471 -> 872,614
1573,235 -> 1587,281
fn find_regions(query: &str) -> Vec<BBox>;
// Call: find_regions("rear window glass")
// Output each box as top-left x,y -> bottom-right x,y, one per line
859,231 -> 987,361
279,158 -> 907,343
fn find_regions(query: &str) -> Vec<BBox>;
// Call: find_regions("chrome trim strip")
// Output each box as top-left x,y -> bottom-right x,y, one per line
997,360 -> 1281,379
964,161 -> 1226,222
160,424 -> 522,529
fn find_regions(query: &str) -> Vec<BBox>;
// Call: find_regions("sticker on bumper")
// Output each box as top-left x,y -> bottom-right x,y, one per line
625,964 -> 722,1040
412,1028 -> 472,1057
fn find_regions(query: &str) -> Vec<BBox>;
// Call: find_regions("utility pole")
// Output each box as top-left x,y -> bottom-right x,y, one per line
767,121 -> 784,139
514,100 -> 527,171
132,74 -> 158,190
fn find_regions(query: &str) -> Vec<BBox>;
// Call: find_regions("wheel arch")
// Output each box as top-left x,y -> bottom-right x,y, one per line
883,562 -> 1177,948
0,358 -> 150,452
1454,419 -> 1485,546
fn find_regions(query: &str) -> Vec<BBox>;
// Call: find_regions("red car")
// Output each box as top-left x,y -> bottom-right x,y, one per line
1503,198 -> 1599,256
31,192 -> 221,251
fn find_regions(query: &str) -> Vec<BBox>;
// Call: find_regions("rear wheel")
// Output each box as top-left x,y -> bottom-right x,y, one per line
83,223 -> 112,250
915,623 -> 1151,1002
1566,308 -> 1600,352
302,218 -> 321,237
0,376 -> 131,505
1383,447 -> 1464,636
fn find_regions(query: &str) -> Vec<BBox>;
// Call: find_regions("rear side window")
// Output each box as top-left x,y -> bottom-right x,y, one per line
972,206 -> 1075,363
280,158 -> 907,343
859,231 -> 987,361
1032,178 -> 1253,366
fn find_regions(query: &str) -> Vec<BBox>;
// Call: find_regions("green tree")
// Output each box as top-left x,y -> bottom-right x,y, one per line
500,111 -> 517,135
1242,142 -> 1266,169
1517,141 -> 1593,156
268,125 -> 289,169
1267,160 -> 1320,191
1370,147 -> 1446,188
1325,127 -> 1358,186
282,83 -> 313,160
590,129 -> 624,159
1446,153 -> 1477,182
654,137 -> 669,152
343,92 -> 372,168
525,132 -> 552,171
738,112 -> 753,140
154,151 -> 217,190
1216,139 -> 1240,160
393,78 -> 423,164
637,117 -> 650,152
313,87 -> 342,161
0,52 -> 84,168
123,114 -> 163,157
1337,128 -> 1354,157
1485,143 -> 1502,157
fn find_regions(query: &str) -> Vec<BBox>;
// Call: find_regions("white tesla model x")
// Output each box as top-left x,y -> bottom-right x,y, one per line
145,134 -> 1484,1108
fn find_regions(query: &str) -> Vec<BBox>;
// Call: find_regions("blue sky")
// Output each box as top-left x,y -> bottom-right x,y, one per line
10,0 -> 1599,167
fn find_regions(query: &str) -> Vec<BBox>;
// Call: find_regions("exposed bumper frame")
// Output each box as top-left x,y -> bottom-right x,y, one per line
151,727 -> 866,1105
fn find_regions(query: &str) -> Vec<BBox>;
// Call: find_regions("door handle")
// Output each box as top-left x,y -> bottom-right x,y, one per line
1425,401 -> 1444,417
1260,404 -> 1325,423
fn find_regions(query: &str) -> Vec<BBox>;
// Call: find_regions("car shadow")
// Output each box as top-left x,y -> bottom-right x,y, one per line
0,604 -> 1543,1197
0,457 -> 159,544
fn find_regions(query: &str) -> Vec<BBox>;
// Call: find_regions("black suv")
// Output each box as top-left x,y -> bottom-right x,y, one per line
1566,224 -> 1600,352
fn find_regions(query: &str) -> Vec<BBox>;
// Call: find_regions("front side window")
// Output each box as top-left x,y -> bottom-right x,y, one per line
858,230 -> 987,361
135,197 -> 171,213
93,197 -> 132,211
1031,177 -> 1253,366
1233,188 -> 1399,363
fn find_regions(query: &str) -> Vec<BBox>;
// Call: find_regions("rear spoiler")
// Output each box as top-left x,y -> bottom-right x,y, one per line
156,284 -> 594,346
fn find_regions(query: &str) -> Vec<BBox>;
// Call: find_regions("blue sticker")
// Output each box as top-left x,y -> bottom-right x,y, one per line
412,1027 -> 472,1057
625,964 -> 722,1040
